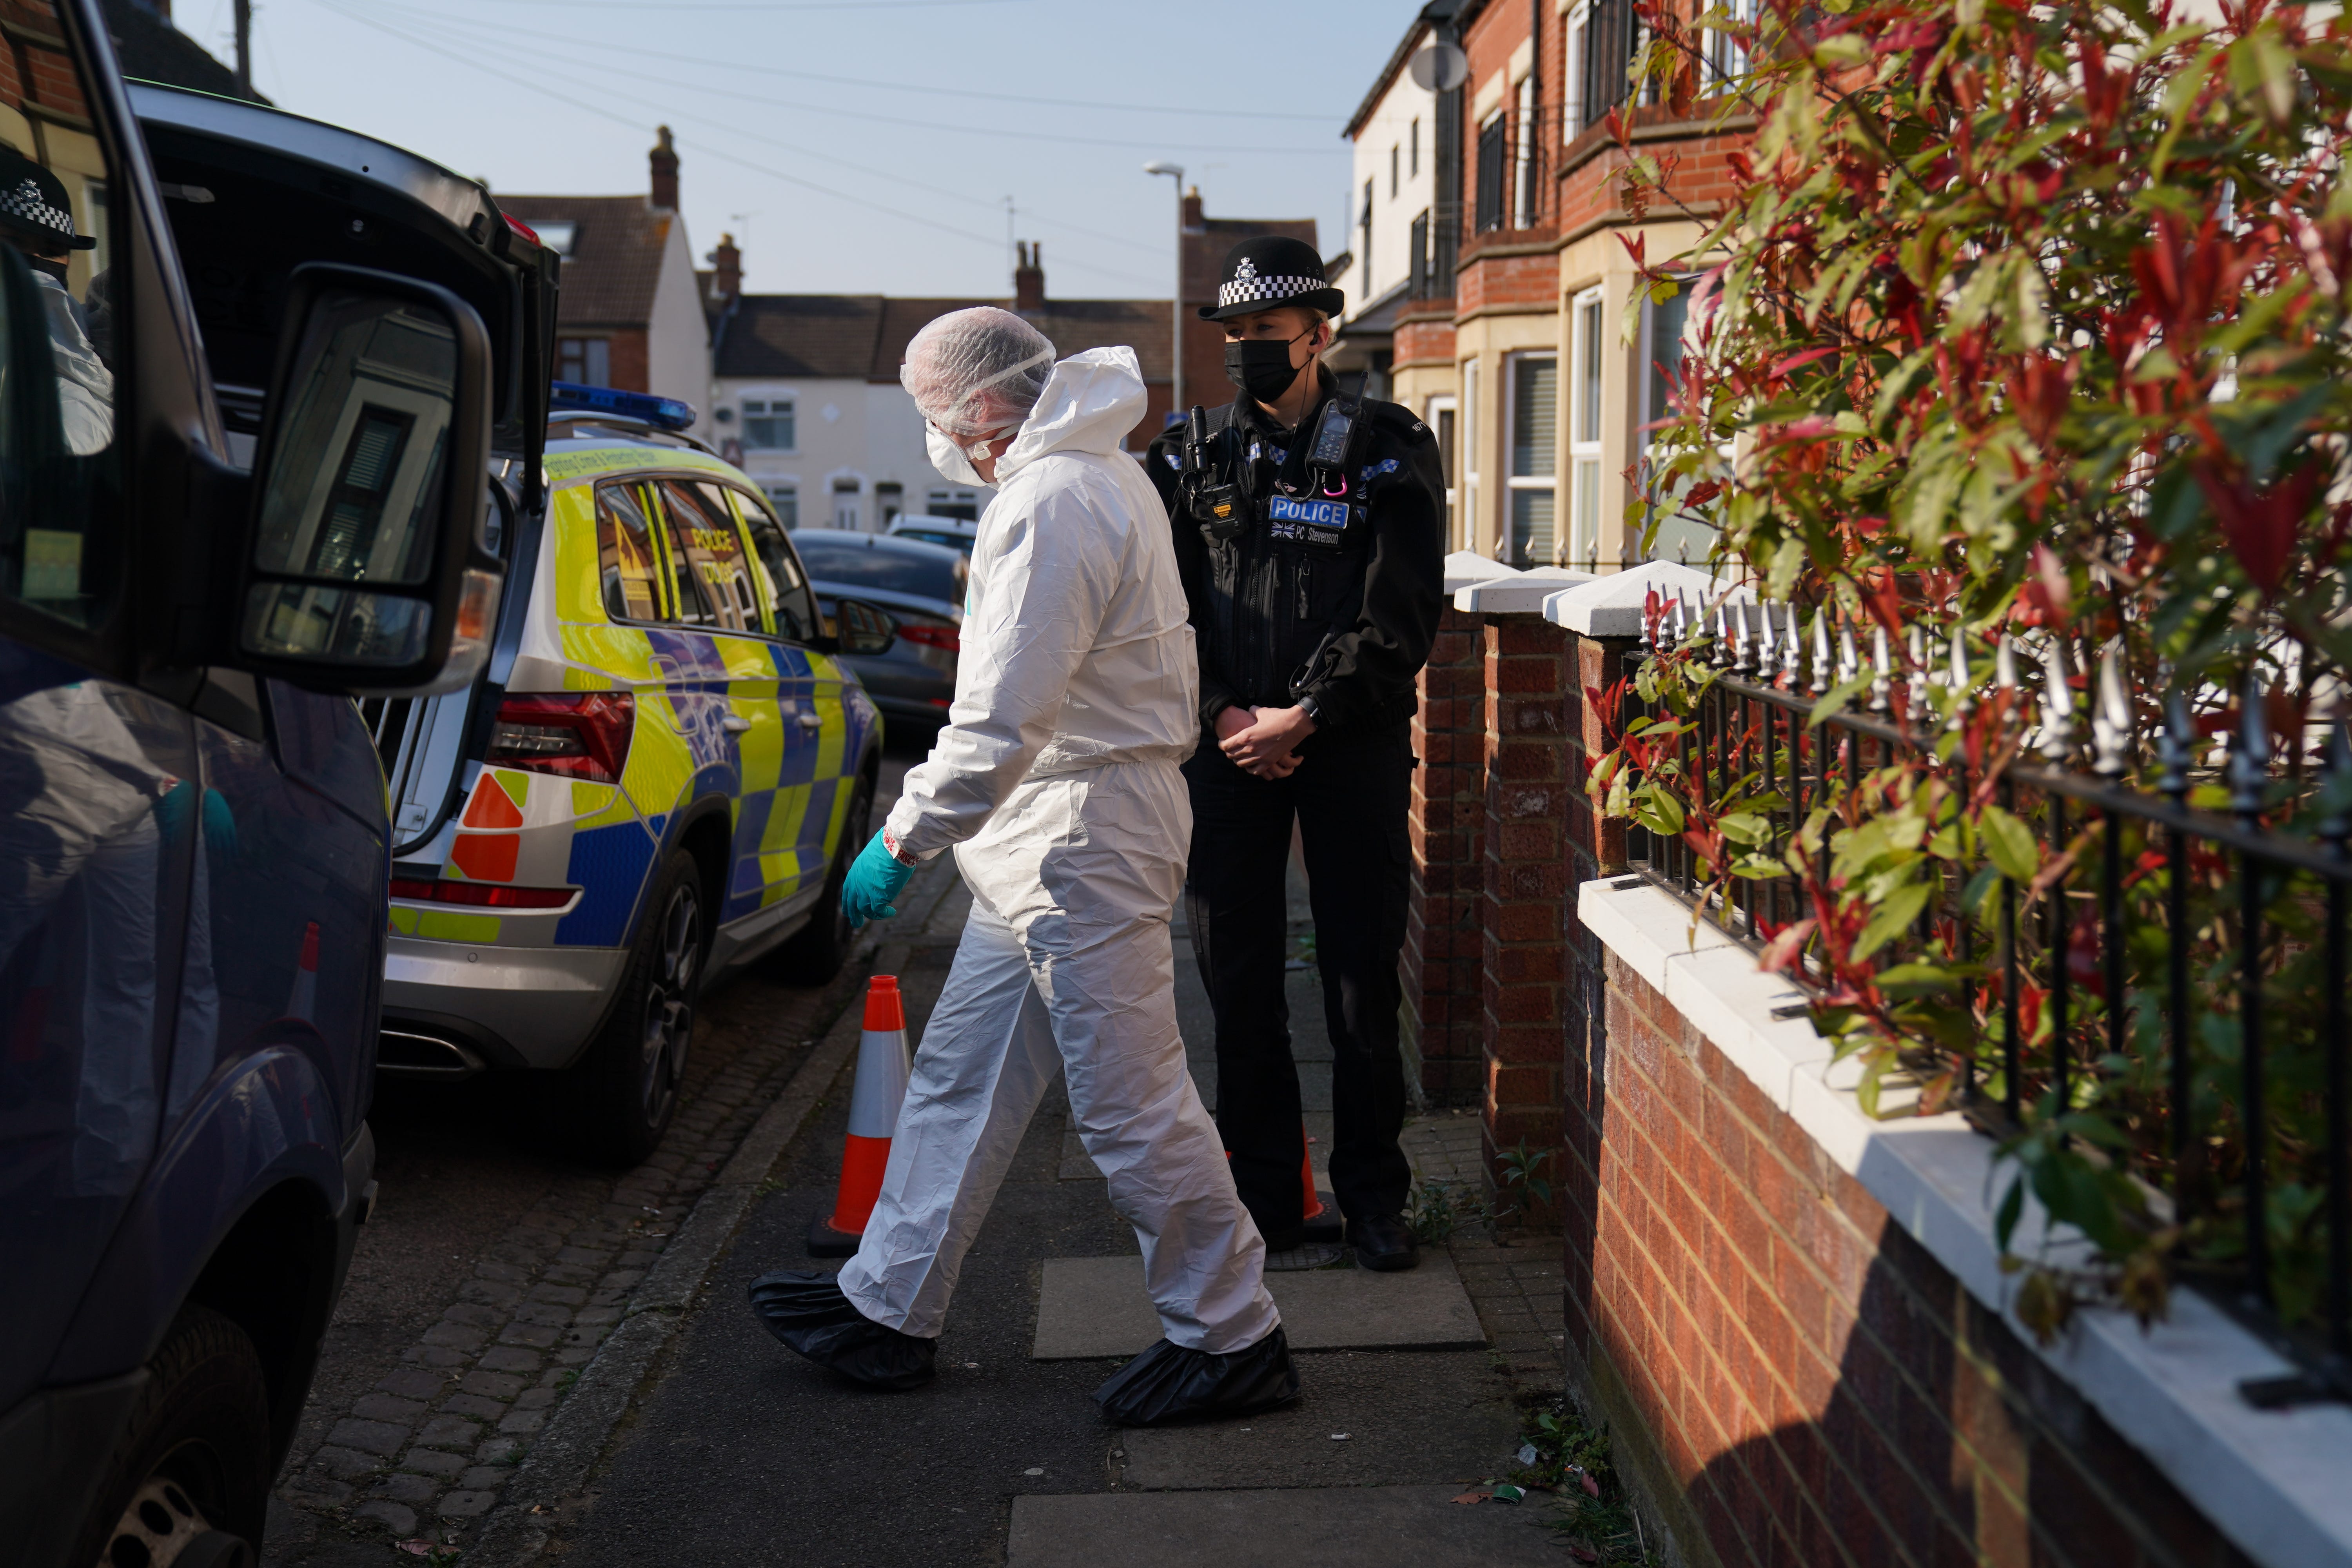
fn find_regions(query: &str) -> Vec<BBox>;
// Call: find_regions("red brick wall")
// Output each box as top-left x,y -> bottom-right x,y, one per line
1456,248 -> 1562,318
1479,613 -> 1575,1219
1404,608 -> 1486,1105
1569,949 -> 2262,1568
606,330 -> 649,394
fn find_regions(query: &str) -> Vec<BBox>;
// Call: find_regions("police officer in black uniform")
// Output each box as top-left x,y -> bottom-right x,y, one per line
1147,236 -> 1446,1271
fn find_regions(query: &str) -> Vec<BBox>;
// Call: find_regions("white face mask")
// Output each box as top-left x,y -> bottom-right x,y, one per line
926,426 -> 988,487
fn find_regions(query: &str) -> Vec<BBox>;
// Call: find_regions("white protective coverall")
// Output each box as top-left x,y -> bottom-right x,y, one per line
837,346 -> 1279,1354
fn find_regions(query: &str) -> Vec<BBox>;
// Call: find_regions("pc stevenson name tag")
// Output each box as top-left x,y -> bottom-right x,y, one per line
1264,494 -> 1353,548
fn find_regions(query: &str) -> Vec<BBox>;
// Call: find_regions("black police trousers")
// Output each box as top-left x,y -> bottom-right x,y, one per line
1182,721 -> 1414,1245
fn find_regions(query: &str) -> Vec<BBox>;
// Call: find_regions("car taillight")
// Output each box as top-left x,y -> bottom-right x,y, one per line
390,878 -> 573,909
486,693 -> 633,784
898,622 -> 960,653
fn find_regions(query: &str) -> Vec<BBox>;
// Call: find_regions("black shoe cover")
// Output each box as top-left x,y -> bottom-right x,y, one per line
1092,1327 -> 1300,1426
748,1269 -> 937,1391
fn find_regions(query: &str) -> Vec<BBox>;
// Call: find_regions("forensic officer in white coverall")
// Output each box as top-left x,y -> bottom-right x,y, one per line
749,307 -> 1297,1426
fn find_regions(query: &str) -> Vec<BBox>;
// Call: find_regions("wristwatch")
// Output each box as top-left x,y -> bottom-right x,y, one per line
1296,694 -> 1323,723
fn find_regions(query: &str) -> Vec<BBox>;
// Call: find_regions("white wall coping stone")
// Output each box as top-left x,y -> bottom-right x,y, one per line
1445,550 -> 1518,595
1544,561 -> 1741,637
1455,567 -> 1595,615
1579,877 -> 2352,1568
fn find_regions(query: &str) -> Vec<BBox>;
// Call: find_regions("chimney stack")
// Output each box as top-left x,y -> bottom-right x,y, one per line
1181,185 -> 1204,232
711,232 -> 742,301
1013,241 -> 1045,312
649,125 -> 679,211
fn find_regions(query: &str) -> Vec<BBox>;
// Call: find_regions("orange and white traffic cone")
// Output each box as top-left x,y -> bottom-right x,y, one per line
806,975 -> 912,1258
1299,1128 -> 1342,1242
283,920 -> 319,1024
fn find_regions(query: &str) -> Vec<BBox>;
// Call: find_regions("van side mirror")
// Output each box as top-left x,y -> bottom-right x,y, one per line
233,263 -> 501,695
829,597 -> 897,657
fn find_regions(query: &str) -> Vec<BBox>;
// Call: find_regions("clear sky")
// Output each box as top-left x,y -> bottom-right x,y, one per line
181,0 -> 1421,302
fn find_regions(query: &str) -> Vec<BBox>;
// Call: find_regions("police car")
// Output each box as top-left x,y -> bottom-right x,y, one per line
373,383 -> 894,1161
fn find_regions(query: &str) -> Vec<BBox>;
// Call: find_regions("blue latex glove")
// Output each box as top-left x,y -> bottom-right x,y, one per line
840,831 -> 914,928
200,787 -> 238,864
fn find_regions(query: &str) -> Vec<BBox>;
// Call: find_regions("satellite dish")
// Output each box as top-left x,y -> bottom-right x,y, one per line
1409,42 -> 1469,93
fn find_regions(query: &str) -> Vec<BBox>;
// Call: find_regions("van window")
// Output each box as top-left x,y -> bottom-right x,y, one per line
595,481 -> 662,622
733,492 -> 820,644
0,76 -> 122,631
655,479 -> 760,633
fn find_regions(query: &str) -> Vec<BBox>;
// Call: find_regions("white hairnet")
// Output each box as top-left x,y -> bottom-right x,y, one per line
900,307 -> 1057,441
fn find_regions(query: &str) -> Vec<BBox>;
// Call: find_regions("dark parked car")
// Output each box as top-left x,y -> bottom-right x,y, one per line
789,529 -> 965,731
0,13 -> 532,1565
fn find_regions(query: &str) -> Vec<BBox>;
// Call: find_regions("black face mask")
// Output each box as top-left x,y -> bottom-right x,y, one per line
23,253 -> 67,285
1223,325 -> 1316,404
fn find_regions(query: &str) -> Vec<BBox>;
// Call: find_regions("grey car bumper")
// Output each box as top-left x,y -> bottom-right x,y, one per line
382,937 -> 629,1071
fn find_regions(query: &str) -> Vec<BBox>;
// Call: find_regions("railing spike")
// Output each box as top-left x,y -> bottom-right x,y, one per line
1728,600 -> 1751,673
1671,593 -> 1690,647
1945,629 -> 1973,731
1837,622 -> 1860,686
2322,711 -> 2352,841
2039,636 -> 2077,762
2091,639 -> 2133,779
2230,671 -> 2270,816
1869,623 -> 1893,714
1905,623 -> 1930,715
1810,610 -> 1833,695
1779,602 -> 1802,685
2158,684 -> 2195,797
1995,632 -> 2020,692
1642,588 -> 1661,650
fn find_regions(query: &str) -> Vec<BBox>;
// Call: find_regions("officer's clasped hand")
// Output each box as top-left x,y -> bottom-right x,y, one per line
1220,704 -> 1314,778
841,831 -> 915,928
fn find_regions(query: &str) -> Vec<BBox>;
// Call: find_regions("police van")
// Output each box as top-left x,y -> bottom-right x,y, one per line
372,383 -> 895,1162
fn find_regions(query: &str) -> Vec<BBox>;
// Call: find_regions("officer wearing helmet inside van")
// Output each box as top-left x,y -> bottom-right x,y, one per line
1145,234 -> 1445,1272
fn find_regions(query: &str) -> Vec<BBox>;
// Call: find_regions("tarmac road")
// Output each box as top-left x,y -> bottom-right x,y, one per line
263,731 -> 927,1564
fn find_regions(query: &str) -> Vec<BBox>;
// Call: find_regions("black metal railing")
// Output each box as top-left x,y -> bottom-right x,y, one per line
1473,105 -> 1551,235
1617,595 -> 2352,1407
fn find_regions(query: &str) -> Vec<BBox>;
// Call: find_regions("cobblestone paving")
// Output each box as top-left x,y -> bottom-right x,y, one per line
275,974 -> 852,1552
1404,1108 -> 1568,1394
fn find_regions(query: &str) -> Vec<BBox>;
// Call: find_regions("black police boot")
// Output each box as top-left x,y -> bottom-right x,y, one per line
748,1269 -> 936,1391
1345,1212 -> 1421,1272
1093,1327 -> 1300,1426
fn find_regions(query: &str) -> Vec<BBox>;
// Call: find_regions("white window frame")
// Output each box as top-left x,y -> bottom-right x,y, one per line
762,481 -> 799,530
1564,2 -> 1587,142
1706,0 -> 1757,94
1570,288 -> 1606,568
1461,357 -> 1482,555
1504,351 -> 1559,567
1426,394 -> 1461,551
1512,74 -> 1538,229
1637,279 -> 1718,566
739,391 -> 798,453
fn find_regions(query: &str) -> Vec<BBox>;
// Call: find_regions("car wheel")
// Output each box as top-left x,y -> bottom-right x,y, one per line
570,848 -> 704,1165
73,1304 -> 269,1568
770,768 -> 875,986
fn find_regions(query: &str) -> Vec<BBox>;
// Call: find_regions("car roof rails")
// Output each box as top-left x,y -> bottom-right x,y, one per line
545,410 -> 719,458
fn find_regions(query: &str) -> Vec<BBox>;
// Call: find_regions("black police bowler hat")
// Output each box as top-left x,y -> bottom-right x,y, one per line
0,146 -> 94,251
1200,235 -> 1344,321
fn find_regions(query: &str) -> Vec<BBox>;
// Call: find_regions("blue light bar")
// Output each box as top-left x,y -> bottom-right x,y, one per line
549,381 -> 699,432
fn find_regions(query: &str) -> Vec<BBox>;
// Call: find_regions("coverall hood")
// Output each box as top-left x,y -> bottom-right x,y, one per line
995,346 -> 1147,485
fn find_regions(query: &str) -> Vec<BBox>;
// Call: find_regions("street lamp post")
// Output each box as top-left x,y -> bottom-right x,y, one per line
1143,162 -> 1185,426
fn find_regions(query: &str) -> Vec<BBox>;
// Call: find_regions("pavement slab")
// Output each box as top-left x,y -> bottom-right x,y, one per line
1115,1349 -> 1521,1490
1005,1486 -> 1567,1568
1031,1254 -> 1485,1359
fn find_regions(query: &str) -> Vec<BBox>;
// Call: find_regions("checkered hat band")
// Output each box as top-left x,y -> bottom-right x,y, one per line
0,178 -> 73,240
1217,273 -> 1324,310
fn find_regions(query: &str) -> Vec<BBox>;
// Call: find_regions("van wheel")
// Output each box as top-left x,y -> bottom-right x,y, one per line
73,1304 -> 269,1568
771,769 -> 875,986
571,849 -> 704,1165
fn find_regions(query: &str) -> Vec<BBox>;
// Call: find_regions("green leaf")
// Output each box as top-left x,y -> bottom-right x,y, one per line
1994,1175 -> 2025,1250
1980,805 -> 2040,883
1852,879 -> 1933,962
